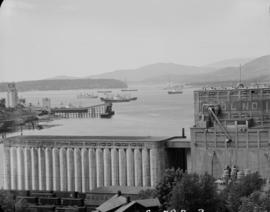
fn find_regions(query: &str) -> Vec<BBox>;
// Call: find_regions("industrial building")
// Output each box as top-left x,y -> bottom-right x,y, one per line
2,85 -> 270,193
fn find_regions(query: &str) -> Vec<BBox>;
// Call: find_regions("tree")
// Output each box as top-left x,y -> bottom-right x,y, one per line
222,172 -> 265,212
239,190 -> 270,212
169,173 -> 223,212
155,168 -> 183,211
0,190 -> 15,212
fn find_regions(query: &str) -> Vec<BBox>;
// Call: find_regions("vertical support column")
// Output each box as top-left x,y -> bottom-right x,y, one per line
11,147 -> 18,190
24,148 -> 32,190
60,148 -> 67,191
74,148 -> 82,192
150,148 -> 158,187
134,149 -> 142,186
81,148 -> 89,192
104,148 -> 111,186
119,149 -> 127,186
142,148 -> 150,187
31,148 -> 39,190
67,148 -> 75,191
111,148 -> 119,186
52,148 -> 60,191
89,148 -> 96,190
186,149 -> 192,173
17,147 -> 25,190
4,147 -> 11,190
38,148 -> 46,190
45,148 -> 53,191
96,148 -> 104,187
127,148 -> 134,186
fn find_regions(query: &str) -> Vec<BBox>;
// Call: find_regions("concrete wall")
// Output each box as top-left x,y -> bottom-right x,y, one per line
191,127 -> 270,178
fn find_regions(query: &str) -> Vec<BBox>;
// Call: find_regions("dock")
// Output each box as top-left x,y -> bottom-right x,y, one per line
51,103 -> 112,119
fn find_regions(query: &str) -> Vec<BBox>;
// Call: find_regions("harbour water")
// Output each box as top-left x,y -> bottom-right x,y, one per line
0,85 -> 195,187
0,85 -> 195,137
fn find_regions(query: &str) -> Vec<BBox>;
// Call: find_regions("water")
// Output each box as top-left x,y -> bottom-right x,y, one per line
0,85 -> 195,137
0,85 -> 195,187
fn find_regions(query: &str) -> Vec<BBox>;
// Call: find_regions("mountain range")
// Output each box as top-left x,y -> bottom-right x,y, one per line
87,55 -> 270,84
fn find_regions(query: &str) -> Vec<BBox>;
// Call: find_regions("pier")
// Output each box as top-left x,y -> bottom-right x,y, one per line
51,103 -> 112,119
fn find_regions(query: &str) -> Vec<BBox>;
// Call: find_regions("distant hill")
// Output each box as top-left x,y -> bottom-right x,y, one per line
193,55 -> 270,83
90,63 -> 215,83
89,55 -> 268,85
89,55 -> 268,84
0,79 -> 127,92
45,75 -> 79,80
205,58 -> 253,69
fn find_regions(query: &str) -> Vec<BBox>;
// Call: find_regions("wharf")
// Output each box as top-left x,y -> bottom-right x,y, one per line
51,103 -> 112,119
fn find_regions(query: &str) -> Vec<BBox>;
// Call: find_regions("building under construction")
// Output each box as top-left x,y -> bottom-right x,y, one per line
190,85 -> 270,178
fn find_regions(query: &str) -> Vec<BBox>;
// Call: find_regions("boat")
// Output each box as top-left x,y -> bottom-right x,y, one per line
97,90 -> 112,94
100,103 -> 115,118
168,89 -> 183,94
100,94 -> 137,103
167,84 -> 183,94
121,89 -> 138,92
129,97 -> 138,101
100,97 -> 130,103
100,111 -> 115,118
77,93 -> 98,99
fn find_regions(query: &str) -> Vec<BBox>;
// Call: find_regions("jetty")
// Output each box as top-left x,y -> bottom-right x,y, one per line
51,103 -> 113,119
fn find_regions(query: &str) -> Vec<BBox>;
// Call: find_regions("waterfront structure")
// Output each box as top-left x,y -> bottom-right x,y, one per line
51,103 -> 112,119
6,83 -> 18,108
42,97 -> 51,111
3,135 -> 190,192
190,86 -> 270,178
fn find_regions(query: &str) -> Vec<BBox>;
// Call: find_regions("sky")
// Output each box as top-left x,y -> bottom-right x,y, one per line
0,0 -> 270,82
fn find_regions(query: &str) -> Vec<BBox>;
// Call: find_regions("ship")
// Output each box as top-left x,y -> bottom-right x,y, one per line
100,94 -> 137,103
121,89 -> 138,92
100,103 -> 115,118
168,89 -> 183,94
77,93 -> 98,99
167,83 -> 183,94
97,90 -> 112,94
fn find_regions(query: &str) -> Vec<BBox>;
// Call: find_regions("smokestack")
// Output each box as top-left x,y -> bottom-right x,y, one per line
127,196 -> 131,203
117,190 -> 122,196
182,128 -> 186,138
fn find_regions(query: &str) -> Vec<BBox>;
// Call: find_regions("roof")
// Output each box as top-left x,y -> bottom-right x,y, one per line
136,198 -> 161,207
89,186 -> 149,195
113,198 -> 161,212
96,194 -> 127,212
114,201 -> 138,212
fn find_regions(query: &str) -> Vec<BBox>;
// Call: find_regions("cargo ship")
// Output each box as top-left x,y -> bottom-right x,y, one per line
100,95 -> 137,103
168,89 -> 183,94
121,89 -> 138,92
77,93 -> 98,99
190,83 -> 270,179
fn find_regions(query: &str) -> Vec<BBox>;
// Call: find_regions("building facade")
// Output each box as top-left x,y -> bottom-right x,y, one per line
190,87 -> 270,178
3,135 -> 176,192
6,83 -> 18,108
